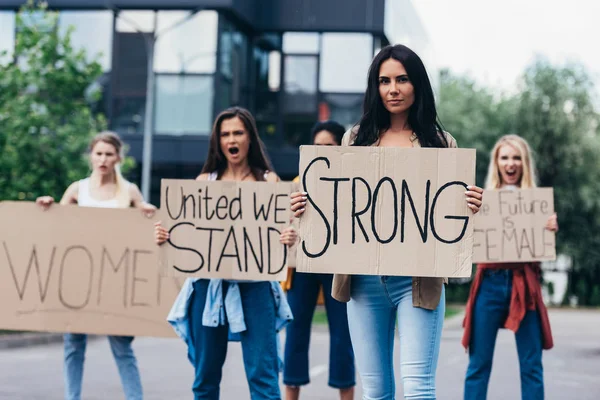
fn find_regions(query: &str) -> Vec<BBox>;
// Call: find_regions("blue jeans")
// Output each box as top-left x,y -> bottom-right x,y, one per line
464,270 -> 544,400
188,279 -> 280,400
63,334 -> 142,400
347,276 -> 445,400
284,272 -> 355,389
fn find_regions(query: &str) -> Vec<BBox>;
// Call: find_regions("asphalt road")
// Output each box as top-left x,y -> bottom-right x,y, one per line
0,309 -> 598,399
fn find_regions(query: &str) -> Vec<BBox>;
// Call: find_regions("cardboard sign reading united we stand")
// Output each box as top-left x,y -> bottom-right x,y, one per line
296,146 -> 476,278
0,202 -> 182,337
159,179 -> 293,280
473,188 -> 556,263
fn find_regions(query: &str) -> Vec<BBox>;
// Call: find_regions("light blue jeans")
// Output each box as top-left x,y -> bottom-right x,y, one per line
347,276 -> 445,400
63,334 -> 143,400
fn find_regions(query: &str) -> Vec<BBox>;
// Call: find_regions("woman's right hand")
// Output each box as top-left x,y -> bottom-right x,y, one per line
36,196 -> 55,210
154,221 -> 169,245
290,191 -> 307,218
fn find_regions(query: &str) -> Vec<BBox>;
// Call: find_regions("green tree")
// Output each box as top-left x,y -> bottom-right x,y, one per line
437,69 -> 518,188
438,62 -> 600,306
0,2 -> 105,202
437,70 -> 519,302
515,59 -> 600,306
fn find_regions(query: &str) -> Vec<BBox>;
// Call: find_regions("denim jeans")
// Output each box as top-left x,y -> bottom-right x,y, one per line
347,275 -> 445,400
63,334 -> 142,400
188,279 -> 280,400
464,269 -> 544,400
284,272 -> 355,389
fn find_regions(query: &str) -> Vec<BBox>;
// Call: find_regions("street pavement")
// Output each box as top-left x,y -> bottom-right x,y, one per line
0,308 -> 598,399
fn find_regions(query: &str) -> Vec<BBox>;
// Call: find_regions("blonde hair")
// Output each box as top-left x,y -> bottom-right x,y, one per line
89,131 -> 131,208
485,134 -> 537,190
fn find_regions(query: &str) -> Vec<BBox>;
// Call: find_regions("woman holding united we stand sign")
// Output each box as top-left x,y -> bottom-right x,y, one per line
36,131 -> 156,400
463,135 -> 558,400
291,44 -> 484,399
155,107 -> 296,400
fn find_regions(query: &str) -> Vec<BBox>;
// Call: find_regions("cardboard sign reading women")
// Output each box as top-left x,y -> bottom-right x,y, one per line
159,179 -> 292,280
296,146 -> 477,277
472,188 -> 556,263
0,202 -> 182,337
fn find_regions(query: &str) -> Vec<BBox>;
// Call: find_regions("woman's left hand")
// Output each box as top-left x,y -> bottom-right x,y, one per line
545,213 -> 559,232
465,185 -> 484,214
279,226 -> 298,246
140,202 -> 157,218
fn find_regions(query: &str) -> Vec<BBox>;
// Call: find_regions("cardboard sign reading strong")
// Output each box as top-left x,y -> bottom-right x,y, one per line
297,146 -> 477,278
0,202 -> 181,337
473,188 -> 556,263
159,179 -> 292,280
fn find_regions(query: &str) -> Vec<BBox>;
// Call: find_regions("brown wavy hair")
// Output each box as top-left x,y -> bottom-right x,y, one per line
201,107 -> 274,181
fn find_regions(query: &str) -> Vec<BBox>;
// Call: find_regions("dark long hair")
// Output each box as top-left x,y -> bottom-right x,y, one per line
353,44 -> 447,148
311,120 -> 346,145
201,107 -> 274,181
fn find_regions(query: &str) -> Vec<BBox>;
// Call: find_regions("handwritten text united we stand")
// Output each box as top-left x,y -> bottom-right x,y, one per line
160,180 -> 292,280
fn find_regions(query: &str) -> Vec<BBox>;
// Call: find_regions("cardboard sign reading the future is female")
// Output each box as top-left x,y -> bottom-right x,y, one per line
296,146 -> 477,278
472,188 -> 556,263
159,179 -> 293,281
0,202 -> 181,337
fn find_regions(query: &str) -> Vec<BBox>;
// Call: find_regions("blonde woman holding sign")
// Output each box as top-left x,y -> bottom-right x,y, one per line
463,134 -> 557,400
155,107 -> 294,400
36,131 -> 156,400
291,44 -> 483,399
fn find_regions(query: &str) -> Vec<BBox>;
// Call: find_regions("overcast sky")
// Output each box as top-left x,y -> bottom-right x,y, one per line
412,0 -> 600,92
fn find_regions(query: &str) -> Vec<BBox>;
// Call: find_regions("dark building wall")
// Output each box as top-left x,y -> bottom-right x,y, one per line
1,0 -> 386,34
1,1 -> 234,10
258,0 -> 384,33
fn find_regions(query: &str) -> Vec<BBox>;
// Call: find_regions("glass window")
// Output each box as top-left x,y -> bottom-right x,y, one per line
283,55 -> 318,146
110,31 -> 148,134
219,17 -> 249,107
251,39 -> 279,141
284,55 -> 317,114
226,31 -> 247,79
268,51 -> 281,91
154,11 -> 217,74
373,35 -> 383,57
155,75 -> 214,135
283,32 -> 319,54
284,55 -> 317,95
0,12 -> 15,65
319,33 -> 373,93
320,93 -> 363,129
111,96 -> 146,134
59,11 -> 114,71
252,45 -> 270,96
116,11 -> 155,33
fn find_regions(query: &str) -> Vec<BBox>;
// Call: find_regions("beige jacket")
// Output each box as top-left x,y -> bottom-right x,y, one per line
331,128 -> 458,310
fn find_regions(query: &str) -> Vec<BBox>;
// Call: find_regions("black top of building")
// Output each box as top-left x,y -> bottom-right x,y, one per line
0,0 -> 386,34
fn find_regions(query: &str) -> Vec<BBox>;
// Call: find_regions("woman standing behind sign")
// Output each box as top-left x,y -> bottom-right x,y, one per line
36,131 -> 156,400
284,120 -> 355,400
155,107 -> 294,400
462,134 -> 558,400
291,44 -> 484,399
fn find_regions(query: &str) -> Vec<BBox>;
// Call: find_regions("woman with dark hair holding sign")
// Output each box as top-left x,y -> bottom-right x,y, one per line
155,106 -> 294,400
36,131 -> 156,400
291,44 -> 484,399
284,120 -> 355,400
462,134 -> 557,400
